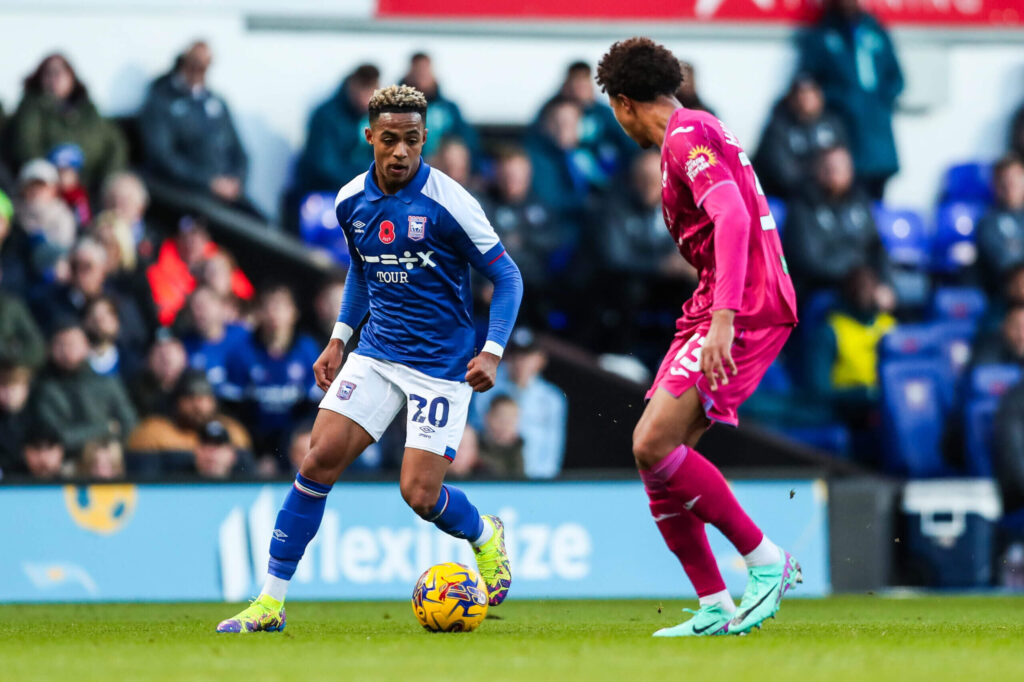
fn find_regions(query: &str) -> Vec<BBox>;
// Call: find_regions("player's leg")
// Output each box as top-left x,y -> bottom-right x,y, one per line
217,355 -> 402,633
395,367 -> 511,605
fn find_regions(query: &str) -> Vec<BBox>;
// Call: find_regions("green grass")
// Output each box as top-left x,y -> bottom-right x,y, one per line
1,597 -> 1022,682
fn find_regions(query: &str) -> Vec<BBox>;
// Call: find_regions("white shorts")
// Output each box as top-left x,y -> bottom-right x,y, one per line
319,353 -> 472,460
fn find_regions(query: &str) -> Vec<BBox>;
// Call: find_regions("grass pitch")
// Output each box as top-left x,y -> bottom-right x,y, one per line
1,596 -> 1022,682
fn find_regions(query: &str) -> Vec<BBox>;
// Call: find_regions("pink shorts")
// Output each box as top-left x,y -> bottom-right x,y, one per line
646,323 -> 793,427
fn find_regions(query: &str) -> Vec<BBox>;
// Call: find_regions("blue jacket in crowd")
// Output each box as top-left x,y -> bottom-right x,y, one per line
797,10 -> 904,182
418,85 -> 480,161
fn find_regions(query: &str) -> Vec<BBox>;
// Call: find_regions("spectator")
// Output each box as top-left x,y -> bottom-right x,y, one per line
198,251 -> 246,324
0,361 -> 34,473
48,143 -> 91,225
16,158 -> 76,252
101,172 -> 157,265
994,380 -> 1024,513
83,295 -> 141,379
798,0 -> 904,199
401,53 -> 480,162
180,284 -> 250,397
526,97 -> 593,218
77,436 -> 125,480
6,53 -> 127,194
471,329 -> 567,478
127,369 -> 251,453
971,303 -> 1024,367
477,394 -> 525,477
675,60 -> 715,115
0,188 -> 33,296
193,419 -> 250,479
539,61 -> 633,182
139,42 -> 251,210
311,275 -> 346,347
129,331 -> 187,418
294,64 -> 380,198
807,267 -> 897,421
783,146 -> 893,302
754,74 -> 849,199
31,237 -> 150,356
430,137 -> 472,189
28,321 -> 137,456
976,155 -> 1024,297
981,264 -> 1024,336
0,286 -> 45,370
89,208 -> 159,332
226,284 -> 321,460
146,215 -> 254,326
478,146 -> 568,293
20,429 -> 67,480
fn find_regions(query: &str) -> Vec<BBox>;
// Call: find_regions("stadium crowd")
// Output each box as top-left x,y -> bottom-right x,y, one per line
0,0 -> 1023,511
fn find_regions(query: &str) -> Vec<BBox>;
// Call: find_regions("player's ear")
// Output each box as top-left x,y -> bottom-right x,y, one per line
364,126 -> 373,145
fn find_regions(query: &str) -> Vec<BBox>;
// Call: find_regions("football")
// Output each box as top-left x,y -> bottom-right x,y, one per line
411,562 -> 490,632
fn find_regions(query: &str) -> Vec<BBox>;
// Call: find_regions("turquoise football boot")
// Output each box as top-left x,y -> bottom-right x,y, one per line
728,550 -> 802,634
653,603 -> 733,637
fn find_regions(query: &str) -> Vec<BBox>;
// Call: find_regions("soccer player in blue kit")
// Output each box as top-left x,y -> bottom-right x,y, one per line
218,85 -> 523,633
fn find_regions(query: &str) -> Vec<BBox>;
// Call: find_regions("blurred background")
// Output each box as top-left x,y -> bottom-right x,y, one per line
1,0 -> 1024,600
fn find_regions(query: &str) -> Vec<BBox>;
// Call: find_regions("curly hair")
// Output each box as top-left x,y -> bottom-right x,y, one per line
596,37 -> 683,102
368,84 -> 428,122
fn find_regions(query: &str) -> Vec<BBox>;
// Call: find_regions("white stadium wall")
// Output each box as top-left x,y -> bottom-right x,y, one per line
0,2 -> 1021,218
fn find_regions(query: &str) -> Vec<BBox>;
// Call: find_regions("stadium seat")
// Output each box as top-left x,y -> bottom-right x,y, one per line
299,192 -> 350,266
879,358 -> 951,478
963,364 -> 1023,477
778,424 -> 852,457
932,201 -> 986,273
930,286 -> 987,323
881,320 -> 975,407
879,323 -> 943,360
766,196 -> 786,239
940,162 -> 994,204
872,205 -> 930,268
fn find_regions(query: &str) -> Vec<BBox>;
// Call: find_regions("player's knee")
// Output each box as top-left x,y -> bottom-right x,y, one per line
300,438 -> 342,486
400,480 -> 441,518
632,429 -> 672,471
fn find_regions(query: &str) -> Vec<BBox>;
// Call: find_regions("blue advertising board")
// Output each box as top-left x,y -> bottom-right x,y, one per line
0,480 -> 829,602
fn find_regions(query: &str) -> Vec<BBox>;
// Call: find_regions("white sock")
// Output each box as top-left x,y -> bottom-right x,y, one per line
743,536 -> 783,568
698,589 -> 736,613
260,574 -> 289,604
470,517 -> 494,548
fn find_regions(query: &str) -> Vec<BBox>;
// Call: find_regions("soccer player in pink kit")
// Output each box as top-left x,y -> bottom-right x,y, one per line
597,38 -> 802,637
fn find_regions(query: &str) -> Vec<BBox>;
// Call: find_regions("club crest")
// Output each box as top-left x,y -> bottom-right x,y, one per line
408,216 -> 427,242
337,381 -> 356,400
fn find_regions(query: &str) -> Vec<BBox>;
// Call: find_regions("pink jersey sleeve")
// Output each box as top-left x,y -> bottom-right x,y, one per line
702,180 -> 751,312
664,120 -> 737,207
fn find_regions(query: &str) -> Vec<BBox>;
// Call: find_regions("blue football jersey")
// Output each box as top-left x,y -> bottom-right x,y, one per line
334,161 -> 508,381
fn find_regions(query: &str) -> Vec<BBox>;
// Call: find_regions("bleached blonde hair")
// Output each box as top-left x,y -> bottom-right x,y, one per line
368,84 -> 428,121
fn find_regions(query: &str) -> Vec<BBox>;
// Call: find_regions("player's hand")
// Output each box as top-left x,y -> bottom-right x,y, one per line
466,352 -> 500,392
313,339 -> 345,392
701,310 -> 738,391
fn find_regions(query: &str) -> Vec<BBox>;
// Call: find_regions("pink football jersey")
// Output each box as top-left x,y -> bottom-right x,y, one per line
660,108 -> 798,331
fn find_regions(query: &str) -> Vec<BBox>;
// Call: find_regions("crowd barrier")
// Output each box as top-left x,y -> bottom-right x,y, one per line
1,480 -> 829,602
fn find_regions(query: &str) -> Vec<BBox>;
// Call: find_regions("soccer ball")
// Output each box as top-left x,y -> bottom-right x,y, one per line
411,562 -> 489,632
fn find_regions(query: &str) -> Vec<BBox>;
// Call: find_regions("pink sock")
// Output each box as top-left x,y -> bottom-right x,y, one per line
644,444 -> 764,556
641,466 -> 726,597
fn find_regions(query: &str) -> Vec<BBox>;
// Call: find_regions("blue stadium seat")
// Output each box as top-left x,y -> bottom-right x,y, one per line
872,205 -> 930,268
879,323 -> 942,360
940,162 -> 994,204
299,192 -> 350,266
759,359 -> 793,394
932,201 -> 986,273
934,319 -> 977,404
778,425 -> 852,457
796,290 -> 839,382
881,320 -> 975,408
963,364 -> 1023,477
930,286 -> 987,323
766,196 -> 786,240
879,358 -> 950,478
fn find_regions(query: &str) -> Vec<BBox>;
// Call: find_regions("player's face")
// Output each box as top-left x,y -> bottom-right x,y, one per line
366,112 -> 427,191
609,95 -> 650,148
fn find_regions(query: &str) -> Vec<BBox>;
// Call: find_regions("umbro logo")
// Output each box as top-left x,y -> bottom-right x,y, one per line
272,529 -> 288,541
352,221 -> 365,228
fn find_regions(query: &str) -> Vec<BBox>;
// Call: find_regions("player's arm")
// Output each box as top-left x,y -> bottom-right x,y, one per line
314,239 -> 369,391
440,184 -> 524,392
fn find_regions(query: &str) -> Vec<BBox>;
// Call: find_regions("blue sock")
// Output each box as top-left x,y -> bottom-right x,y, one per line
267,474 -> 332,580
424,485 -> 484,542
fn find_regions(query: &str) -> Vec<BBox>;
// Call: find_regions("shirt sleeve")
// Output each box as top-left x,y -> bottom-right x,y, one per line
701,180 -> 751,313
664,120 -> 737,208
439,185 -> 524,356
